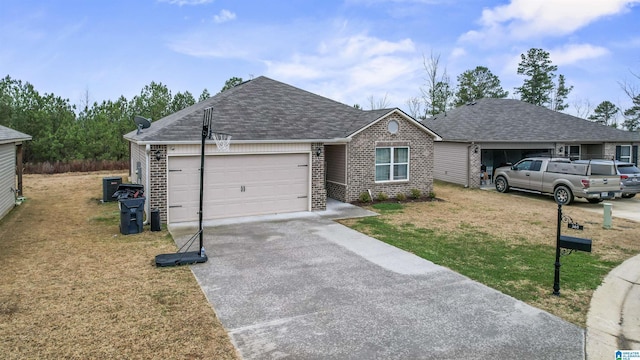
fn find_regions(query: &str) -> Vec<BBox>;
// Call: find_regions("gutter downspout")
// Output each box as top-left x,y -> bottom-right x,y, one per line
466,143 -> 472,188
144,144 -> 151,225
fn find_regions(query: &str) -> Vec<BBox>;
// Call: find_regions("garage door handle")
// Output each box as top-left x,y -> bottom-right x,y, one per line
298,164 -> 308,167
297,196 -> 308,199
169,169 -> 182,172
169,205 -> 182,208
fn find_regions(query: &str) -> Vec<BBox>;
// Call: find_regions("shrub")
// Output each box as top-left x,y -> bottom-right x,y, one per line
410,188 -> 422,199
376,192 -> 389,201
428,191 -> 436,199
396,192 -> 407,201
359,191 -> 372,203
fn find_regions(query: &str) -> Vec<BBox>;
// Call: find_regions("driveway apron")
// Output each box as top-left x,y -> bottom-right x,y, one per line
176,214 -> 584,359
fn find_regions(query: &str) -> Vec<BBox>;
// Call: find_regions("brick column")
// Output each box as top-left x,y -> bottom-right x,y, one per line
149,145 -> 167,222
311,142 -> 326,210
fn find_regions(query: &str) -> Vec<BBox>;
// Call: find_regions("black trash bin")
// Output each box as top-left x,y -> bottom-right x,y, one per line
119,197 -> 145,235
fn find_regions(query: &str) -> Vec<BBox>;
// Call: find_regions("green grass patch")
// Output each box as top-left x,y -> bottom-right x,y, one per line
349,217 -> 618,305
372,202 -> 404,212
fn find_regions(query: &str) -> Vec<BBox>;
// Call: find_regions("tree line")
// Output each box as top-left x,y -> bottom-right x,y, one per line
2,47 -> 639,165
0,76 -> 221,164
404,47 -> 640,131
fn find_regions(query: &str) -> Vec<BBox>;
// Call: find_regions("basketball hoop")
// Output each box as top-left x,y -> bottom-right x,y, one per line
212,132 -> 231,152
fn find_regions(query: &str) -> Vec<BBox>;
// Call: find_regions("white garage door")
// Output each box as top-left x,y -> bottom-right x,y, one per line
168,153 -> 310,223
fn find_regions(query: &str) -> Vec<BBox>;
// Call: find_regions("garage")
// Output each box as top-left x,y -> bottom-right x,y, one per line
168,153 -> 310,222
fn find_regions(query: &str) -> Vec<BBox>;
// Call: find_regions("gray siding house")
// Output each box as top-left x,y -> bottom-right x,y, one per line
0,125 -> 31,220
124,76 -> 440,224
424,98 -> 640,188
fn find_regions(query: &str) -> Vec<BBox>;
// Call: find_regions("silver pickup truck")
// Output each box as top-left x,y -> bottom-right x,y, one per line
493,157 -> 621,205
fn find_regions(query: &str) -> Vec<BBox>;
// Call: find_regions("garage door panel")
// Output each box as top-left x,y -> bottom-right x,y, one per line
169,153 -> 310,223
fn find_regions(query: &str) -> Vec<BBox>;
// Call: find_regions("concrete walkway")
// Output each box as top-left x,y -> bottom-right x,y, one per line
587,254 -> 640,358
171,201 -> 585,359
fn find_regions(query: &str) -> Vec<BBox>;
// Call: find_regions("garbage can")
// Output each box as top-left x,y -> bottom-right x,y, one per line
150,209 -> 161,232
119,197 -> 145,235
102,176 -> 122,202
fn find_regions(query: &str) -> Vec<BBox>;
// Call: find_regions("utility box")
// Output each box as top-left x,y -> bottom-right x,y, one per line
119,197 -> 145,235
102,176 -> 122,202
150,209 -> 161,232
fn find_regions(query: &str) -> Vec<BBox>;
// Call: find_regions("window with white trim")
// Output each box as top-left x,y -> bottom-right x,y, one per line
564,145 -> 580,160
618,145 -> 632,162
375,147 -> 409,182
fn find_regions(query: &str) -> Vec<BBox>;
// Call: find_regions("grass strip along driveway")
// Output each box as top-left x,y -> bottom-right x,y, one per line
0,172 -> 238,359
340,181 -> 640,327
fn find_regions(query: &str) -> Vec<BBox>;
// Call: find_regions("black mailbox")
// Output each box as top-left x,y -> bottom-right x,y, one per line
559,235 -> 592,252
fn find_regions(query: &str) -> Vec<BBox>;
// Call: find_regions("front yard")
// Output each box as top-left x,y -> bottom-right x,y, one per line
340,181 -> 640,327
2,173 -> 638,358
0,172 -> 238,359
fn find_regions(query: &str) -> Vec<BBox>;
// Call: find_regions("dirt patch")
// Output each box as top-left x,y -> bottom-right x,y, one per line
0,172 -> 239,359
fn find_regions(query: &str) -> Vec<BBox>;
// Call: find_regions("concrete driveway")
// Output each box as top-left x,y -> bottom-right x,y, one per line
172,202 -> 584,359
575,196 -> 640,222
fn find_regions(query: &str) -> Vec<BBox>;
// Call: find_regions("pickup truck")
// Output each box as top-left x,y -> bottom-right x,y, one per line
493,157 -> 621,205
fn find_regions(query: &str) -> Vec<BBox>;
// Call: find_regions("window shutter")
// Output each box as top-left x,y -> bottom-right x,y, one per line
633,145 -> 638,165
615,146 -> 621,161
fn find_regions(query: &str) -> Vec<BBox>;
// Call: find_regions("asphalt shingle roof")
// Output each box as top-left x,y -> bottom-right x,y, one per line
0,125 -> 31,144
125,76 -> 399,143
423,98 -> 640,143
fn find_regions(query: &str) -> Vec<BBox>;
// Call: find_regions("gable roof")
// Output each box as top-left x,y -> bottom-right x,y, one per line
0,125 -> 31,145
423,98 -> 640,143
125,76 -> 437,144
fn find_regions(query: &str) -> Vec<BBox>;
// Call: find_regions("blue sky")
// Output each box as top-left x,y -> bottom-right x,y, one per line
1,0 -> 639,122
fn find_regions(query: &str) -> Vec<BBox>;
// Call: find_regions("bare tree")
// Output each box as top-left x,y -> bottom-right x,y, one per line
367,94 -> 390,110
405,97 -> 423,119
571,98 -> 593,119
420,52 -> 452,117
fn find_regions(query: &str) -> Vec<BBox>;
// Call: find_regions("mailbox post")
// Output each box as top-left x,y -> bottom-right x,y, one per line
553,203 -> 592,296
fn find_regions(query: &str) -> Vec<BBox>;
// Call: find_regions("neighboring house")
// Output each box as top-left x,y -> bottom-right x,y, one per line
423,98 -> 640,188
124,76 -> 440,224
0,125 -> 31,220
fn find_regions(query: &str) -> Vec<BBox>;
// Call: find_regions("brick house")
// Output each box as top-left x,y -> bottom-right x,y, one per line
424,98 -> 640,188
124,76 -> 440,224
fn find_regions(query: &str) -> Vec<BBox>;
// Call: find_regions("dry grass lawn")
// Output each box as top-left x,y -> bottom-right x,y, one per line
341,181 -> 640,326
0,172 -> 239,359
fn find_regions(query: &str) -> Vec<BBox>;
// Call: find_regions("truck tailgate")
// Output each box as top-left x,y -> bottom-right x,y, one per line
582,175 -> 621,194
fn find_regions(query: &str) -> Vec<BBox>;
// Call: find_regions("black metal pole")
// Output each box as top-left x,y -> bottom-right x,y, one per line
553,203 -> 562,296
198,122 -> 207,257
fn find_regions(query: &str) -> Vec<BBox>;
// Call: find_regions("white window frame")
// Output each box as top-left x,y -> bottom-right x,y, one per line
619,145 -> 632,162
564,145 -> 580,160
375,147 -> 409,182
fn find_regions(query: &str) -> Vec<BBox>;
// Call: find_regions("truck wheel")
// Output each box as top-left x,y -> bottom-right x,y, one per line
495,176 -> 509,193
554,185 -> 574,205
622,194 -> 636,199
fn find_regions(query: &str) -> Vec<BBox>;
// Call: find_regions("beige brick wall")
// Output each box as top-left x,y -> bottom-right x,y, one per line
311,142 -> 327,210
345,113 -> 435,202
149,145 -> 167,222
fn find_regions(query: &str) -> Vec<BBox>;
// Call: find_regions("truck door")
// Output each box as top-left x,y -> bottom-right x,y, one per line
527,160 -> 544,191
509,159 -> 534,188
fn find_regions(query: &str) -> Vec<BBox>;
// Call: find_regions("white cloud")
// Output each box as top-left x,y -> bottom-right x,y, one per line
265,34 -> 420,107
158,0 -> 213,6
550,43 -> 609,66
213,9 -> 236,24
450,47 -> 466,59
461,0 -> 640,42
